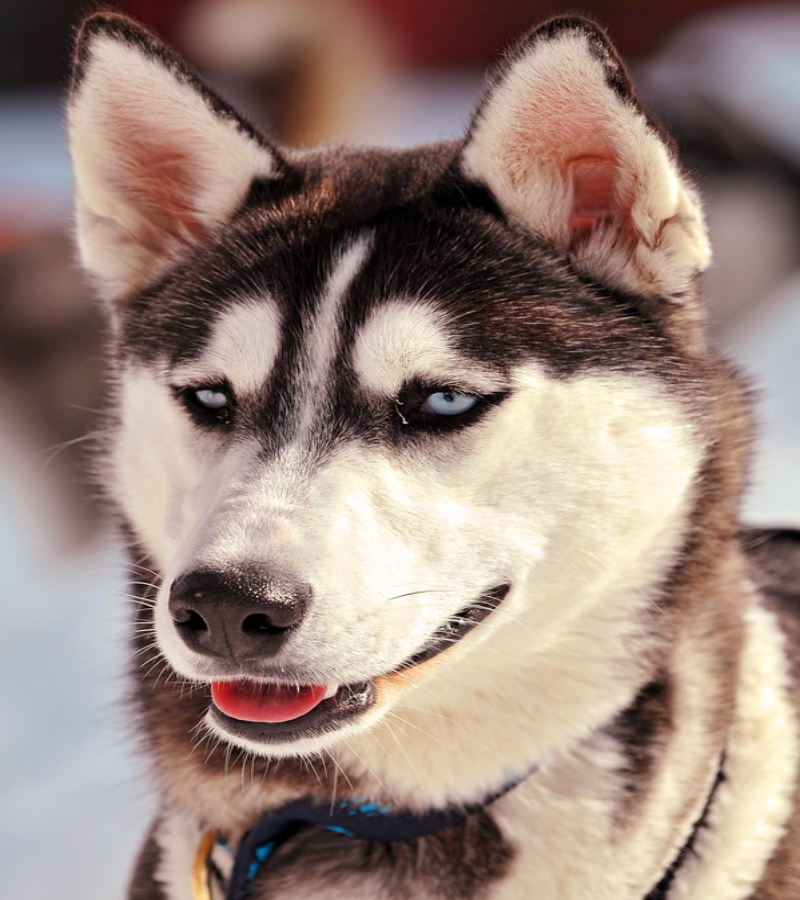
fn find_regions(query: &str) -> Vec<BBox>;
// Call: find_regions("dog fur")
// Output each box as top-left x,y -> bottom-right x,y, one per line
67,12 -> 800,899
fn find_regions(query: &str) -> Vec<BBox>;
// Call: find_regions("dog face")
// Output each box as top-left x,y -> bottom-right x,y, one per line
68,15 -> 711,763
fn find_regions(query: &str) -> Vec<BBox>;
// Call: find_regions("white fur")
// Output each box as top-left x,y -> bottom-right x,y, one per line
172,297 -> 283,397
353,299 -> 506,397
68,34 -> 277,299
461,28 -> 711,298
607,618 -> 742,896
116,282 -> 703,764
155,810 -> 205,900
293,236 -> 373,437
330,368 -> 704,804
112,364 -> 209,571
489,735 -> 633,898
669,599 -> 799,900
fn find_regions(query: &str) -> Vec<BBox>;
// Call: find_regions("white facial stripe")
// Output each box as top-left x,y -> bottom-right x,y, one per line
294,235 -> 373,434
353,300 -> 503,396
171,297 -> 282,396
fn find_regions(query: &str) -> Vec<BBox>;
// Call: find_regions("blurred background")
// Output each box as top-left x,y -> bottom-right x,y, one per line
1,1 -> 799,897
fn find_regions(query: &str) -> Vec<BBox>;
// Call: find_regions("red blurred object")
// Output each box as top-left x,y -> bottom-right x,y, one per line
363,0 -> 748,64
113,0 -> 752,66
115,0 -> 196,44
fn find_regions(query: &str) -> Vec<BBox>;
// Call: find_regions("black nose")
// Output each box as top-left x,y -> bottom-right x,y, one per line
168,569 -> 311,662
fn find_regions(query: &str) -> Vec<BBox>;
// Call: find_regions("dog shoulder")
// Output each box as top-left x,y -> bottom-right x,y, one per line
744,530 -> 800,601
744,528 -> 800,676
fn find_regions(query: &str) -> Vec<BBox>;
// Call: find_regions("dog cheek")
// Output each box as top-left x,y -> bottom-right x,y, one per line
109,364 -> 219,570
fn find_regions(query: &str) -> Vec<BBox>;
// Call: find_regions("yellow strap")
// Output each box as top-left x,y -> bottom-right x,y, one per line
192,830 -> 216,900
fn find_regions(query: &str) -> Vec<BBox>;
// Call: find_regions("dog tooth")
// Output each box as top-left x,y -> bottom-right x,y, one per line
322,683 -> 339,700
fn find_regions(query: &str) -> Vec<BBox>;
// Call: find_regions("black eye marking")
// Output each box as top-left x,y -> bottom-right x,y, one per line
173,382 -> 236,428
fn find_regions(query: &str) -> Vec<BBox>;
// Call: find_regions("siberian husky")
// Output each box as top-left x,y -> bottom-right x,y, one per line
67,11 -> 800,900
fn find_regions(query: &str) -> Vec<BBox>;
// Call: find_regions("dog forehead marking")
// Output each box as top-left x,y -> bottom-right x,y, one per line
353,301 -> 452,395
294,234 -> 373,434
171,297 -> 282,395
353,300 -> 502,396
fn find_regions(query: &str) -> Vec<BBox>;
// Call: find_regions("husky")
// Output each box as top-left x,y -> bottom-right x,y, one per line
66,11 -> 800,900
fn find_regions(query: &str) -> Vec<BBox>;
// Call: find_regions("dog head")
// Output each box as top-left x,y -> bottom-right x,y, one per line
68,14 -> 724,796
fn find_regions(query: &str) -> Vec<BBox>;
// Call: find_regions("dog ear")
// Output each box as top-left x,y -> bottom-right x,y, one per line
67,13 -> 286,302
460,17 -> 710,299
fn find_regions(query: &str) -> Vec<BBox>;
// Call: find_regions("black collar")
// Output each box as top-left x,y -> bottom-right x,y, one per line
193,772 -> 530,900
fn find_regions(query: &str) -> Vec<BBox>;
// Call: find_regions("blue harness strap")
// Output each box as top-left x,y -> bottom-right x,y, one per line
224,774 -> 528,900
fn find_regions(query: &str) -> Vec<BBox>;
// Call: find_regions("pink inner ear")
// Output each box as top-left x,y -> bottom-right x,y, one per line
109,114 -> 208,246
125,144 -> 206,242
568,155 -> 619,240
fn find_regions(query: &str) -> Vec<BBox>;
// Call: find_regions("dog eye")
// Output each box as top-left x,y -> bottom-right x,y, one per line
420,391 -> 479,416
395,385 -> 502,432
173,383 -> 235,427
194,388 -> 229,410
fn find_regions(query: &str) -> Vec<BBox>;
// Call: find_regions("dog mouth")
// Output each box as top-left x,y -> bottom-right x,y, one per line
208,584 -> 510,745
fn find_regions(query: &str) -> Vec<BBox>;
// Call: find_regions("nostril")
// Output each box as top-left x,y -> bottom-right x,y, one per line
172,607 -> 208,632
242,612 -> 285,636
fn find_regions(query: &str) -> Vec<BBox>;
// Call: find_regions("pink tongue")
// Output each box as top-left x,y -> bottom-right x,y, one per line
211,680 -> 328,723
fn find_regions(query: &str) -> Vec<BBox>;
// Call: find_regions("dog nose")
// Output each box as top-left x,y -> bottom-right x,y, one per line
168,569 -> 311,662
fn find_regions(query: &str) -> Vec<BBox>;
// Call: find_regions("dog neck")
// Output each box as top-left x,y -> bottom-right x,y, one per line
192,752 -> 726,900
194,770 -> 532,900
190,751 -> 729,900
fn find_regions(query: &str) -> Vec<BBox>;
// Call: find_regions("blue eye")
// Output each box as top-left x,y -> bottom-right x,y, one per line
194,388 -> 229,410
174,383 -> 236,427
420,391 -> 479,416
395,385 -> 505,431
